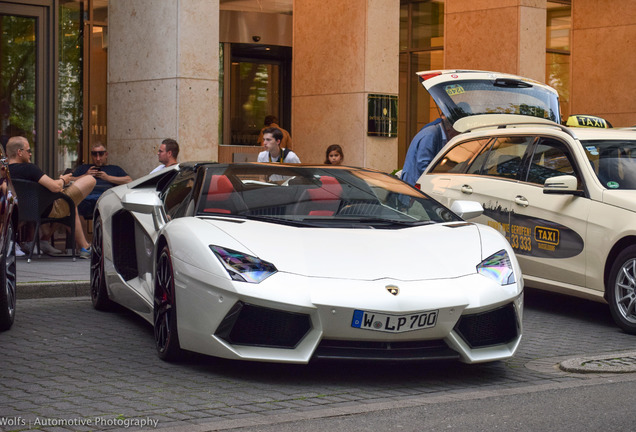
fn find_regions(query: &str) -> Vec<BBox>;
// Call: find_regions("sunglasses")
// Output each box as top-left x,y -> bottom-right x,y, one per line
91,151 -> 106,156
20,148 -> 32,154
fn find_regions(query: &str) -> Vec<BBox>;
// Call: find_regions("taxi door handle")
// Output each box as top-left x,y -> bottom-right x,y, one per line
460,184 -> 473,194
514,195 -> 529,207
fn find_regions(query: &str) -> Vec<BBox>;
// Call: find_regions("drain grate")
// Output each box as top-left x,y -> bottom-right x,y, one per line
560,352 -> 636,373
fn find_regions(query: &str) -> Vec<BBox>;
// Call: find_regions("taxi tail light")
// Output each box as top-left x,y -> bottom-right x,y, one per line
418,71 -> 442,82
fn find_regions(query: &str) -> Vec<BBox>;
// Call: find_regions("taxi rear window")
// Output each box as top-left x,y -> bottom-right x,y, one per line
428,80 -> 561,125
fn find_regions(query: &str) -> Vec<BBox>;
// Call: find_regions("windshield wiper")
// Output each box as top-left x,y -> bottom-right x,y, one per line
199,213 -> 306,226
319,217 -> 433,227
239,214 -> 317,227
493,78 -> 533,88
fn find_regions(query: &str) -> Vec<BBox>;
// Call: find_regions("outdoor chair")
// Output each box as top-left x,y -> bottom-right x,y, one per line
12,179 -> 76,262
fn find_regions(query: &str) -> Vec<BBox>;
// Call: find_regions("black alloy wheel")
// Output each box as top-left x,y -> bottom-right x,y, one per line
0,219 -> 17,331
90,216 -> 112,310
154,244 -> 182,361
607,245 -> 636,335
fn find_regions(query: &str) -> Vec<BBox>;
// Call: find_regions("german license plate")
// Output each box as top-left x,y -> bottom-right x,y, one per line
351,309 -> 438,333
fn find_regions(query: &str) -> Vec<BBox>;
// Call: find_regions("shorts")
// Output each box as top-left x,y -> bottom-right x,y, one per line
48,184 -> 83,219
77,196 -> 98,219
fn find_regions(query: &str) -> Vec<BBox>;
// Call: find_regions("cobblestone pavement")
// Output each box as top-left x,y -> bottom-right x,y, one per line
1,288 -> 635,432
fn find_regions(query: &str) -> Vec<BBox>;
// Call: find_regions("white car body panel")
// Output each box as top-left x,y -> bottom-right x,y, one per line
92,163 -> 523,364
204,218 -> 482,280
453,114 -> 557,134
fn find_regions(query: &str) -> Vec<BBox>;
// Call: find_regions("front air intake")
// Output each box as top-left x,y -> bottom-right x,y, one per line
313,339 -> 459,361
454,303 -> 519,348
215,302 -> 311,348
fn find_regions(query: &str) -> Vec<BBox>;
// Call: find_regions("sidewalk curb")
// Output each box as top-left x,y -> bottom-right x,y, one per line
17,281 -> 90,299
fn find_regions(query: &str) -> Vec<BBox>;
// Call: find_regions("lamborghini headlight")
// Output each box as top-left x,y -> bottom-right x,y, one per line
477,249 -> 516,285
210,246 -> 277,283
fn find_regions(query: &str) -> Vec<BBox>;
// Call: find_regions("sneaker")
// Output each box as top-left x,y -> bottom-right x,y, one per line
15,243 -> 25,257
39,240 -> 63,255
79,247 -> 91,259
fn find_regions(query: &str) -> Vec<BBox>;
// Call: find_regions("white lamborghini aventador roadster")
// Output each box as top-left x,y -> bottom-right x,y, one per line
90,162 -> 523,364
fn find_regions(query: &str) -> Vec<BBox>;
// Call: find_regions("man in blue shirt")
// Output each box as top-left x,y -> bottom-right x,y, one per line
401,117 -> 454,186
71,142 -> 132,219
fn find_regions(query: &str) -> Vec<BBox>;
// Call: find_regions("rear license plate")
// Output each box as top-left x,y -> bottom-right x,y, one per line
351,309 -> 438,333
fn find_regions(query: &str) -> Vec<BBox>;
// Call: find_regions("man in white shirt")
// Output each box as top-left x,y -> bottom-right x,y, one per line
257,127 -> 300,164
151,138 -> 179,173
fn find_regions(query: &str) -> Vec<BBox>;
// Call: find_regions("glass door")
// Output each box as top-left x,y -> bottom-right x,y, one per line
58,0 -> 85,171
0,2 -> 54,173
58,0 -> 108,170
230,59 -> 281,146
223,43 -> 292,147
0,10 -> 37,150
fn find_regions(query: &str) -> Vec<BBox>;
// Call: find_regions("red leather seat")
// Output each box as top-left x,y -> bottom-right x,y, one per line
300,176 -> 342,216
203,175 -> 235,214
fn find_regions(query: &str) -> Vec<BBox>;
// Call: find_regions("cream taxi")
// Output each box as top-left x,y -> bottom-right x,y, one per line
414,70 -> 636,334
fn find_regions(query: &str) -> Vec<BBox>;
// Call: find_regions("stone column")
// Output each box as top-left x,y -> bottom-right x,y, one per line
571,0 -> 636,127
108,0 -> 219,179
292,0 -> 400,172
445,0 -> 547,82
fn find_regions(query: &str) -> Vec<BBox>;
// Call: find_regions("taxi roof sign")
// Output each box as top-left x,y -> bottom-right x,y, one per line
566,115 -> 612,128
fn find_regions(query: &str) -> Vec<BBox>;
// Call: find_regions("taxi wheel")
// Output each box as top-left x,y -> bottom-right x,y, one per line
607,246 -> 636,335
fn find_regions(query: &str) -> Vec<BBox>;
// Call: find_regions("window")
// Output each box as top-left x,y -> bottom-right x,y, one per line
0,3 -> 54,172
582,139 -> 636,190
58,0 -> 109,172
526,138 -> 578,186
429,138 -> 490,174
546,1 -> 571,122
399,1 -> 444,167
58,1 -> 84,170
478,137 -> 534,179
163,168 -> 198,219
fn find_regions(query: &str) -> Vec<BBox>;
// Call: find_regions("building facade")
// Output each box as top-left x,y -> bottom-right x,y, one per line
0,0 -> 634,180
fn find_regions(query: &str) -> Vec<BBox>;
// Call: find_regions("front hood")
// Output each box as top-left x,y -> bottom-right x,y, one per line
602,190 -> 636,212
207,218 -> 484,281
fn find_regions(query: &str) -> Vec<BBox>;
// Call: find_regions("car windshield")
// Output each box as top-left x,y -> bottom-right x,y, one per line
195,164 -> 461,226
427,79 -> 561,125
582,139 -> 636,190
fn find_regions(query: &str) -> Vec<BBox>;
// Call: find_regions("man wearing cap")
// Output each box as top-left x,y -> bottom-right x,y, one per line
71,142 -> 132,220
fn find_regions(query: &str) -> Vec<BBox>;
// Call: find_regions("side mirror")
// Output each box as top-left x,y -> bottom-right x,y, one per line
121,191 -> 167,231
543,175 -> 584,196
450,200 -> 483,220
